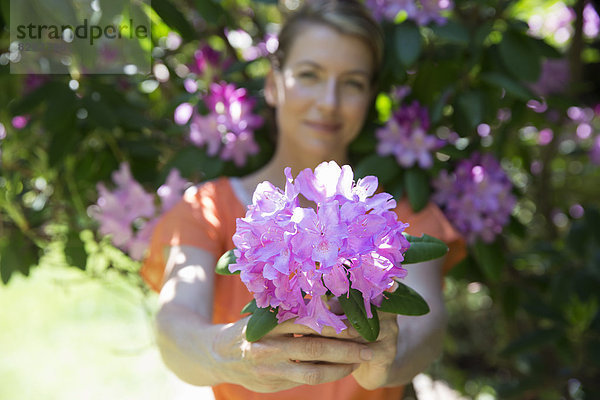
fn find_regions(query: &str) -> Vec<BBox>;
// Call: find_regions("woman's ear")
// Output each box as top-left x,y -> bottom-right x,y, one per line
264,69 -> 278,107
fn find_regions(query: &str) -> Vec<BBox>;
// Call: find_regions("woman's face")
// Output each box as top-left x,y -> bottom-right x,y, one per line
266,23 -> 374,159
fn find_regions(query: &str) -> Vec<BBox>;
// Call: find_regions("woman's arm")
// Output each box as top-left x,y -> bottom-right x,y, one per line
154,245 -> 375,392
351,257 -> 448,389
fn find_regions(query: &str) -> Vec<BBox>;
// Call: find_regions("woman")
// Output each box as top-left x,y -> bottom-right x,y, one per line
141,1 -> 465,398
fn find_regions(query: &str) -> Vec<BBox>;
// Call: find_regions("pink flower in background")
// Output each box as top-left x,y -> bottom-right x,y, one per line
174,102 -> 194,125
583,2 -> 600,38
590,136 -> 600,165
92,163 -> 188,260
242,33 -> 279,61
365,0 -> 452,24
181,81 -> 264,167
230,161 -> 410,333
189,112 -> 223,156
0,122 -> 5,162
158,169 -> 189,212
189,44 -> 222,75
376,101 -> 443,169
528,3 -> 575,44
529,59 -> 570,96
23,74 -> 48,94
433,153 -> 516,243
11,116 -> 29,130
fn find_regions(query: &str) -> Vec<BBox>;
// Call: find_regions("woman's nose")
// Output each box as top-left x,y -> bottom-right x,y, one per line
317,78 -> 339,114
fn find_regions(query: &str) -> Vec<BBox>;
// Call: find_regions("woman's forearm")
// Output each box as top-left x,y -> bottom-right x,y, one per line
384,306 -> 448,387
155,300 -> 232,386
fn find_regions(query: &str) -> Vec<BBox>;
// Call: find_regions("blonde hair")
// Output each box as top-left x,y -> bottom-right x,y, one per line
273,0 -> 384,84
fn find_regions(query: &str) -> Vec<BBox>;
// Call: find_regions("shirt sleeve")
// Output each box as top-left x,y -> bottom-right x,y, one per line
393,198 -> 467,274
140,183 -> 223,292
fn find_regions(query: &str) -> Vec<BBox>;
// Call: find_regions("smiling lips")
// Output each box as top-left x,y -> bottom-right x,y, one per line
304,120 -> 343,134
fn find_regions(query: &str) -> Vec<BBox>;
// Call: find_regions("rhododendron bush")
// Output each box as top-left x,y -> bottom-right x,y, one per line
1,0 -> 600,397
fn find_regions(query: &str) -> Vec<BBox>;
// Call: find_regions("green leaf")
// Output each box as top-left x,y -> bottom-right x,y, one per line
403,234 -> 448,264
9,81 -> 65,116
354,154 -> 399,185
431,20 -> 469,45
0,0 -> 8,26
498,30 -> 541,82
404,168 -> 430,212
152,0 -> 196,40
241,299 -> 258,315
394,21 -> 422,67
338,289 -> 380,342
480,72 -> 535,101
163,147 -> 224,182
31,0 -> 79,27
64,231 -> 88,270
454,90 -> 485,130
194,0 -> 230,27
501,328 -> 563,356
378,281 -> 430,315
472,239 -> 504,282
0,231 -> 40,285
215,249 -> 238,275
246,306 -> 279,342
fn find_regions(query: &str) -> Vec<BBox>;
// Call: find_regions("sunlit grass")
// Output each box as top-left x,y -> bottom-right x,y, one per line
0,263 -> 213,400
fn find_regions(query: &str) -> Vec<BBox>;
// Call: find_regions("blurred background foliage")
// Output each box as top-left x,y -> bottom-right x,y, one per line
1,0 -> 599,398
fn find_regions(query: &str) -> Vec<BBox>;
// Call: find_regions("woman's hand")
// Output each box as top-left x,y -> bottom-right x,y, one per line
156,245 -> 373,392
351,258 -> 448,390
350,311 -> 399,390
212,316 -> 374,392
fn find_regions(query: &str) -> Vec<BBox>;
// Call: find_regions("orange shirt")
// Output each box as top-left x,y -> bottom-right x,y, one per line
141,177 -> 466,400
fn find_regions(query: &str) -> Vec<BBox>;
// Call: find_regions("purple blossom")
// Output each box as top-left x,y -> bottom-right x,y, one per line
433,153 -> 516,243
590,135 -> 600,165
157,169 -> 189,212
376,101 -> 444,169
92,163 -> 156,259
189,44 -> 222,76
183,81 -> 263,167
92,163 -> 187,260
365,0 -> 452,25
584,2 -> 600,38
174,102 -> 194,125
230,161 -> 410,333
241,33 -> 279,61
529,59 -> 570,97
24,74 -> 48,94
11,116 -> 29,130
0,122 -> 6,140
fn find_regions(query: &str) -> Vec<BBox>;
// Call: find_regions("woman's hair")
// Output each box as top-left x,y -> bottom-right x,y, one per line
272,0 -> 384,84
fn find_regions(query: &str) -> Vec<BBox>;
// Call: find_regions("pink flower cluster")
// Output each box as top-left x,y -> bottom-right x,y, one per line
188,44 -> 232,80
376,101 -> 444,169
91,163 -> 188,260
175,82 -> 263,167
529,59 -> 570,97
230,161 -> 410,334
590,135 -> 600,165
366,0 -> 453,25
433,153 -> 516,244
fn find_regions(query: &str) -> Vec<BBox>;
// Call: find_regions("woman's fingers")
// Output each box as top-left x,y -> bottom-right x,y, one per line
282,361 -> 358,386
270,319 -> 360,339
273,336 -> 373,363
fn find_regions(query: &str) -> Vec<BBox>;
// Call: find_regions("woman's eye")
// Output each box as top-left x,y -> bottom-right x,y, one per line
345,79 -> 367,90
297,71 -> 318,80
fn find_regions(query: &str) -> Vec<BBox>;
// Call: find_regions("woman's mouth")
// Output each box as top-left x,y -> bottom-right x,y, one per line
304,121 -> 342,133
